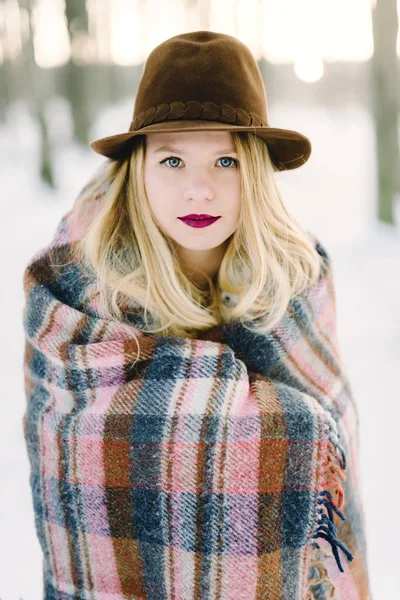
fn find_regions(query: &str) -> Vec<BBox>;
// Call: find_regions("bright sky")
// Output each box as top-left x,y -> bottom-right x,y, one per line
2,0 -> 399,82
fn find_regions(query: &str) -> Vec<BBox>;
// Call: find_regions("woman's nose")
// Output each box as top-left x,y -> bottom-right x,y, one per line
183,176 -> 215,201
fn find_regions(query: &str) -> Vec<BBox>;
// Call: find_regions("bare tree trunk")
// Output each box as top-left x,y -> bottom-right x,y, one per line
20,0 -> 55,187
0,54 -> 10,123
0,1 -> 9,123
63,0 -> 91,147
370,0 -> 400,225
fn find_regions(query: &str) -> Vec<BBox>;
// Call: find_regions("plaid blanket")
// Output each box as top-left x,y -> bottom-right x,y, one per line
22,164 -> 373,599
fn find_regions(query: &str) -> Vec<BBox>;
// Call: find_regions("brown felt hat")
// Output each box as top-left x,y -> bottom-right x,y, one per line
89,30 -> 312,171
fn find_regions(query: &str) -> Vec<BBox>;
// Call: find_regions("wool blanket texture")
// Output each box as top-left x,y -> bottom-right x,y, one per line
22,163 -> 372,600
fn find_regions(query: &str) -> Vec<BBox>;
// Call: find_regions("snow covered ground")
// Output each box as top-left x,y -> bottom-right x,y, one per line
1,98 -> 399,599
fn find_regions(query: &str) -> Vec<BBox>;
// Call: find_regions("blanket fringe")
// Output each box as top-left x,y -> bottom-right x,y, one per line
307,544 -> 337,599
307,422 -> 355,599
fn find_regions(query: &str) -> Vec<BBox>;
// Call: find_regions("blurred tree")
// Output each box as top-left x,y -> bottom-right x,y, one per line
0,5 -> 9,124
20,0 -> 55,188
62,0 -> 91,147
370,0 -> 400,225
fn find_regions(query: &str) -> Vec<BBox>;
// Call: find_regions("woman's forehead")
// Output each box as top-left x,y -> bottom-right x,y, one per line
146,130 -> 235,153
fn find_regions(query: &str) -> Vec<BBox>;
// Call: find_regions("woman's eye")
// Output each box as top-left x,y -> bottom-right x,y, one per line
162,157 -> 182,168
217,157 -> 237,168
160,156 -> 238,169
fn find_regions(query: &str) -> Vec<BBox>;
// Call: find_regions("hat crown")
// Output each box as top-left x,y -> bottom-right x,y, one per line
89,30 -> 312,171
131,31 -> 269,132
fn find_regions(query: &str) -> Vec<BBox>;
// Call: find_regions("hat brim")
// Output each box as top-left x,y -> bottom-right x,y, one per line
89,120 -> 312,171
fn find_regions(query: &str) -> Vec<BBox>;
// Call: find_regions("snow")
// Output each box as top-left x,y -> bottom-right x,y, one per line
1,99 -> 398,599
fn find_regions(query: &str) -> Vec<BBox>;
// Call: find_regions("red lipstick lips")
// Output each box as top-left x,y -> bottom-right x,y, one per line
178,214 -> 221,228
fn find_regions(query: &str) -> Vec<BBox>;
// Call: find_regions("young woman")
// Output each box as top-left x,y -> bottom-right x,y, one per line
22,31 -> 372,599
74,127 -> 323,342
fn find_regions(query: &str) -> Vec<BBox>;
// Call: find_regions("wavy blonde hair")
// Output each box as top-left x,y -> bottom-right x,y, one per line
72,131 -> 325,345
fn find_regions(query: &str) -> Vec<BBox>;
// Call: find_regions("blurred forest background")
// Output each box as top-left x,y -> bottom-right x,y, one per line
1,1 -> 400,599
1,0 -> 400,224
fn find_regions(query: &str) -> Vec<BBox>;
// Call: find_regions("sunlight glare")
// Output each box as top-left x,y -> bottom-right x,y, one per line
32,0 -> 70,68
294,54 -> 324,83
2,0 -> 23,62
110,0 -> 155,65
263,0 -> 373,63
4,0 -> 400,69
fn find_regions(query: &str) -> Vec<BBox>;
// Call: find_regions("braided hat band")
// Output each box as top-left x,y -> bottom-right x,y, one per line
130,101 -> 266,131
89,31 -> 312,171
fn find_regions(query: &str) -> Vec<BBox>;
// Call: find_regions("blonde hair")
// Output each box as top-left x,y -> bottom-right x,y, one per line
72,131 -> 325,350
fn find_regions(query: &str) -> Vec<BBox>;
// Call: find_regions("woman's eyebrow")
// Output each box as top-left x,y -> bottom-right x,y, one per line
154,145 -> 237,154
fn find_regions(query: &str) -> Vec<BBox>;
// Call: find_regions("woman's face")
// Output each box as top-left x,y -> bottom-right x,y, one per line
144,130 -> 241,266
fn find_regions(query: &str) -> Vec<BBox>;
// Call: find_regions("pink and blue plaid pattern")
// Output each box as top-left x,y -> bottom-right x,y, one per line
22,168 -> 373,599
